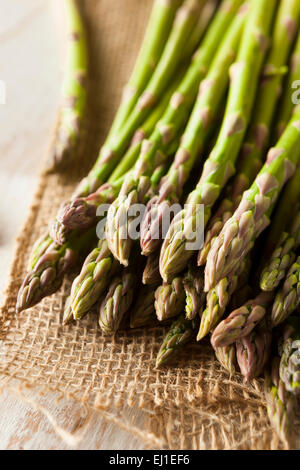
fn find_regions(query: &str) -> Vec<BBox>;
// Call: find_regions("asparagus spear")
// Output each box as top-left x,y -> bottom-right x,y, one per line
199,0 -> 300,265
279,317 -> 300,395
76,0 -> 203,198
98,268 -> 136,335
209,165 -> 300,343
62,296 -> 74,325
272,256 -> 300,327
264,357 -> 297,445
51,79 -> 181,245
156,315 -> 198,367
70,239 -> 120,320
130,284 -> 158,328
142,252 -> 161,285
155,277 -> 186,321
210,291 -> 274,349
107,0 -> 183,139
214,344 -> 237,376
236,318 -> 272,383
205,106 -> 300,292
105,0 -> 244,266
260,167 -> 300,292
140,7 -> 246,256
183,0 -> 218,59
46,0 -> 88,172
260,218 -> 300,292
275,32 -> 300,138
16,229 -> 95,313
69,163 -> 169,319
160,0 -> 276,283
198,256 -> 250,340
183,263 -> 205,320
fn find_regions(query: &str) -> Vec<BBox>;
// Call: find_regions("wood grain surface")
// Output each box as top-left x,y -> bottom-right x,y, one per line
0,0 -> 145,450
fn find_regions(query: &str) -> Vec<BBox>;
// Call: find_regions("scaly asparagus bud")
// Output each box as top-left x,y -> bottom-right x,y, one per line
155,277 -> 186,321
99,268 -> 136,335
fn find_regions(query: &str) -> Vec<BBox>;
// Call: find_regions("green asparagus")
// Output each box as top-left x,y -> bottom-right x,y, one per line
160,0 -> 276,283
46,0 -> 88,172
99,268 -> 136,335
279,317 -> 300,395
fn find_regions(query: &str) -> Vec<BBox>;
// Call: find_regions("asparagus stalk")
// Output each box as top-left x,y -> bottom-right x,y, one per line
155,277 -> 186,321
76,0 -> 203,198
46,0 -> 88,172
183,0 -> 218,59
260,220 -> 299,292
272,256 -> 300,327
260,167 -> 300,292
140,8 -> 246,256
279,317 -> 300,395
156,315 -> 198,367
98,268 -> 136,335
70,239 -> 120,319
130,285 -> 158,328
236,318 -> 272,383
275,32 -> 300,138
205,106 -> 300,292
211,292 -> 274,349
264,357 -> 296,445
214,344 -> 237,376
105,0 -> 244,266
183,263 -> 205,320
160,0 -> 276,283
107,0 -> 183,139
16,229 -> 95,313
199,0 -> 300,265
198,256 -> 250,340
69,163 -> 169,319
50,84 -> 177,245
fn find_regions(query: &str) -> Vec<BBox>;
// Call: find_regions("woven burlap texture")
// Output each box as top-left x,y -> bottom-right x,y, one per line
0,0 -> 299,450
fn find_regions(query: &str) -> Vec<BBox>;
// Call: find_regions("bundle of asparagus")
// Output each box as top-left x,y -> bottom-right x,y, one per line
17,0 -> 300,446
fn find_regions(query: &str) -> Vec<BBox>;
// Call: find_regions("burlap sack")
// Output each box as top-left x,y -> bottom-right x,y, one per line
1,0 -> 299,450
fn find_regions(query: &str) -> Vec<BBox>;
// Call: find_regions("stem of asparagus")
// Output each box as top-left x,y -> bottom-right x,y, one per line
107,0 -> 183,140
260,167 -> 300,292
205,105 -> 300,292
106,0 -> 245,266
275,32 -> 300,138
46,0 -> 88,172
16,229 -> 96,313
51,80 -> 179,245
76,0 -> 203,197
140,7 -> 246,256
199,0 -> 300,266
160,0 -> 276,283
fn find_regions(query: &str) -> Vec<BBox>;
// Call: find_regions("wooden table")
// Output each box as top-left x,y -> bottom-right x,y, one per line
0,0 -> 145,450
